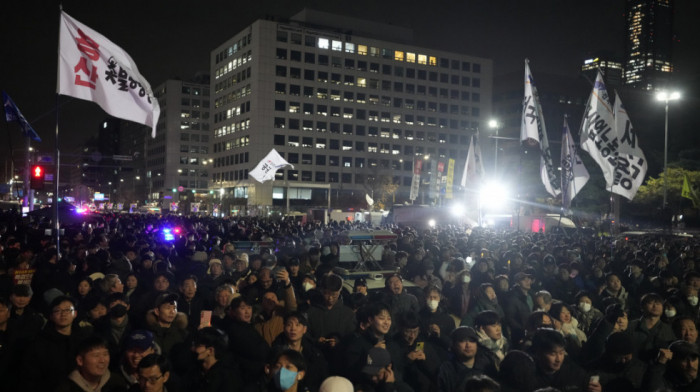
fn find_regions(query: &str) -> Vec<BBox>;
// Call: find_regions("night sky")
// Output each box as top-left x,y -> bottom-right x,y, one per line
1,0 -> 699,180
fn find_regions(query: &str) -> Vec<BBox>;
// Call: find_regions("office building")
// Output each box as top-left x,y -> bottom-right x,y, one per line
146,74 -> 211,210
210,9 -> 492,214
624,0 -> 674,90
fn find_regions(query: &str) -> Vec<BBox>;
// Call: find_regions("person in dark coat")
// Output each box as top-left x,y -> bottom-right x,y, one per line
418,285 -> 456,354
645,340 -> 700,392
461,283 -> 505,328
306,273 -> 356,372
144,293 -> 189,357
270,312 -> 328,392
226,296 -> 271,386
587,332 -> 647,392
531,328 -> 601,392
390,311 -> 442,392
496,350 -> 536,392
629,292 -> 676,362
503,272 -> 534,344
344,302 -> 402,383
437,326 -> 499,392
185,327 -> 242,392
21,296 -> 93,392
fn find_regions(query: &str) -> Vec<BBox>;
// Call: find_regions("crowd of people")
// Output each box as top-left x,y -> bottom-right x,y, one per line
0,209 -> 699,392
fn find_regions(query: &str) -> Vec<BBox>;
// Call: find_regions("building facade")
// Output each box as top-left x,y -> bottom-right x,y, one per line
624,0 -> 674,90
147,75 -> 211,210
210,10 -> 492,214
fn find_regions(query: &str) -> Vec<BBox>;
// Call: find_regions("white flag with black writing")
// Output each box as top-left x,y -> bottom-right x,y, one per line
561,118 -> 589,209
612,91 -> 647,200
58,11 -> 160,137
520,60 -> 560,197
249,149 -> 293,183
580,71 -> 617,187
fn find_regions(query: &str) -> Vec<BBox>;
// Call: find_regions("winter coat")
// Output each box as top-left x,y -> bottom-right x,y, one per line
20,324 -> 93,392
461,296 -> 505,328
436,348 -> 499,392
226,319 -> 271,385
503,285 -> 534,342
306,300 -> 356,340
145,310 -> 189,356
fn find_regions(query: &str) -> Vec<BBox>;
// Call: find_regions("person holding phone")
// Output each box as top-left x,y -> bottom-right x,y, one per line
391,312 -> 441,392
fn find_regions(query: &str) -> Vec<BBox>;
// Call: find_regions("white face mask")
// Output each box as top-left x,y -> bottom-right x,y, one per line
427,299 -> 439,311
303,282 -> 315,292
579,302 -> 592,313
665,309 -> 677,318
688,296 -> 699,306
462,275 -> 471,284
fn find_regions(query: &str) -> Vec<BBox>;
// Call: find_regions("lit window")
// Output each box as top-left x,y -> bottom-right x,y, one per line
318,38 -> 329,49
357,77 -> 367,87
429,56 -> 437,66
345,43 -> 355,53
394,51 -> 404,61
370,47 -> 380,57
418,54 -> 427,65
358,45 -> 368,55
332,40 -> 342,51
406,52 -> 416,63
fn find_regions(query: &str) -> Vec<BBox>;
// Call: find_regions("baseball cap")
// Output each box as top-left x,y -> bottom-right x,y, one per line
154,293 -> 179,308
451,326 -> 480,343
514,271 -> 534,282
125,330 -> 155,351
669,340 -> 700,358
362,347 -> 391,375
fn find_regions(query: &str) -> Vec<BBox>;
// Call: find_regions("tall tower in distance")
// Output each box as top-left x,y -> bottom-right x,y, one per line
624,0 -> 674,90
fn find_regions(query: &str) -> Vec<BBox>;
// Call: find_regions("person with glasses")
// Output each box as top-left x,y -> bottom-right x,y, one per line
130,354 -> 171,392
20,295 -> 93,392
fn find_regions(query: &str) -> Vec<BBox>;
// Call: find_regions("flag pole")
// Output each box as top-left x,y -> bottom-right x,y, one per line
55,5 -> 62,258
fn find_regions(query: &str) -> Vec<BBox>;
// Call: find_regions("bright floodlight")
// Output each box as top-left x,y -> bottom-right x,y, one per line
656,91 -> 681,102
480,181 -> 509,210
488,119 -> 499,129
428,219 -> 436,228
451,204 -> 466,216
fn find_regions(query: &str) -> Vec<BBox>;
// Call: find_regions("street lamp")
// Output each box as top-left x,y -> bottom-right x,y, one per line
656,91 -> 681,209
488,119 -> 500,174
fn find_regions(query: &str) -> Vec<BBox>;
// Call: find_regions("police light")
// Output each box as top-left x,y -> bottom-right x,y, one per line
162,228 -> 175,242
30,165 -> 45,190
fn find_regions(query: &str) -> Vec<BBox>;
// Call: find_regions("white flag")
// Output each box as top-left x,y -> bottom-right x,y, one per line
580,71 -> 616,187
249,149 -> 293,183
366,193 -> 374,206
521,60 -> 560,197
612,91 -> 647,200
59,11 -> 160,137
460,135 -> 484,188
561,118 -> 589,209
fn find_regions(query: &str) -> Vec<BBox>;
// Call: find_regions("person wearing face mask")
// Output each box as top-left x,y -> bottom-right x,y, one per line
93,293 -> 134,365
572,292 -> 603,335
676,284 -> 700,320
662,297 -> 683,325
270,312 -> 327,392
462,284 -> 505,328
419,286 -> 456,354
